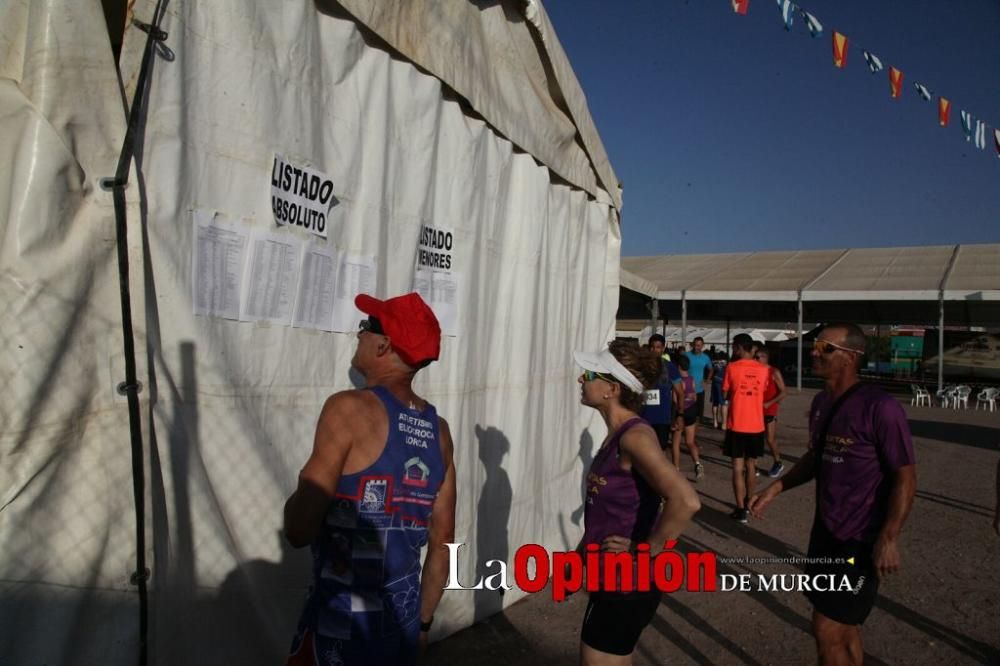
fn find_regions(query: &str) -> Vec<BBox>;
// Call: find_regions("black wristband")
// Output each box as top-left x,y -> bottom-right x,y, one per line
420,617 -> 433,632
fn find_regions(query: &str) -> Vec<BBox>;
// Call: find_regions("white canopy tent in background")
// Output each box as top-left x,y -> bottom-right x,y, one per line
0,1 -> 623,664
624,245 -> 1000,390
617,325 -> 792,347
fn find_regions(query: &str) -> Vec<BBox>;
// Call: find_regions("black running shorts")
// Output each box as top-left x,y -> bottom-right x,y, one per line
723,430 -> 765,459
581,592 -> 662,656
804,519 -> 879,626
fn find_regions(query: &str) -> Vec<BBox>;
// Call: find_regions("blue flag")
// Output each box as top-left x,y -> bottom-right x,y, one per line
777,0 -> 795,30
862,50 -> 883,74
803,11 -> 823,37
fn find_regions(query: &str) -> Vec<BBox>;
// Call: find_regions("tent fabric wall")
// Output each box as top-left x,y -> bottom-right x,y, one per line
2,0 -> 622,664
1,1 -> 142,664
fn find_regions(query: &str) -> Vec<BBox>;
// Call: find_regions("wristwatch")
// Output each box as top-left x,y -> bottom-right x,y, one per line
420,617 -> 433,632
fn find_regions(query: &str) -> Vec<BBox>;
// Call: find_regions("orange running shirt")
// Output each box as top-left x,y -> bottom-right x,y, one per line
722,359 -> 770,433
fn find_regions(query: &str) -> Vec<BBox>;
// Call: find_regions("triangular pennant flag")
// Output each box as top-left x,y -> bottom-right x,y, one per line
802,11 -> 823,37
938,98 -> 951,127
889,67 -> 904,98
862,50 -> 883,74
994,128 -> 1000,157
777,0 -> 795,30
913,82 -> 932,101
832,32 -> 848,68
961,110 -> 973,141
975,120 -> 987,150
732,0 -> 750,15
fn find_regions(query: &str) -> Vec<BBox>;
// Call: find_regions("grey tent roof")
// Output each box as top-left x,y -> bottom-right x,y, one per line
623,244 -> 1000,302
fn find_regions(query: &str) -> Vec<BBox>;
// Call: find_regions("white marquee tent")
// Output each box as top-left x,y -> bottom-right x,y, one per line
0,1 -> 623,663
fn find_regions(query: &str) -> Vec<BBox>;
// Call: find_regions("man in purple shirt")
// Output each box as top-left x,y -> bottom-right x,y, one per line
749,322 -> 916,666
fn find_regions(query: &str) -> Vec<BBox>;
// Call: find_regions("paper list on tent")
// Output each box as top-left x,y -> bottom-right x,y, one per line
331,254 -> 377,332
240,230 -> 302,324
293,244 -> 338,330
192,211 -> 249,320
414,268 -> 460,336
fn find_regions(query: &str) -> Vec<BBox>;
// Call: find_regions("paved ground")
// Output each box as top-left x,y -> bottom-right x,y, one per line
426,389 -> 1000,665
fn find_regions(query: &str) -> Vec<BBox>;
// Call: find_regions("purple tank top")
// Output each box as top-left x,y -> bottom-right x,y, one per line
582,417 -> 662,547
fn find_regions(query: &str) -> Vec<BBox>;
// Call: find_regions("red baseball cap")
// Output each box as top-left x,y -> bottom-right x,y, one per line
355,292 -> 441,367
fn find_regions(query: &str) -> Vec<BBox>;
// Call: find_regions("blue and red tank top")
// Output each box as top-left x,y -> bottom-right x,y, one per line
289,386 -> 445,665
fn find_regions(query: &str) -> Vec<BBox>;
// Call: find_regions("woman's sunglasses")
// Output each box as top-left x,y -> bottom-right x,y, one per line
813,339 -> 863,355
358,317 -> 385,335
581,370 -> 616,383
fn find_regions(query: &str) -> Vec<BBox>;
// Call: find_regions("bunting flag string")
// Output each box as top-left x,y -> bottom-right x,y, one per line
975,120 -> 987,150
777,0 -> 795,30
961,111 -> 974,141
939,98 -> 951,127
862,50 -> 884,74
725,0 -> 996,165
888,67 -> 904,99
802,11 -> 822,37
832,32 -> 849,68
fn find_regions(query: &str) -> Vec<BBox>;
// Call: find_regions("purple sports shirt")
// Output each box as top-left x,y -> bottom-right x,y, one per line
808,384 -> 916,543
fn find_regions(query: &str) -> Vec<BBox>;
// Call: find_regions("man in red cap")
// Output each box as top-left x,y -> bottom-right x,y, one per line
283,292 -> 456,666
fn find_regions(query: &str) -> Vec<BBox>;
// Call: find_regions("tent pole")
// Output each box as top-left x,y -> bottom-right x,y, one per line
681,291 -> 687,346
797,292 -> 803,391
650,297 -> 659,342
938,293 -> 945,392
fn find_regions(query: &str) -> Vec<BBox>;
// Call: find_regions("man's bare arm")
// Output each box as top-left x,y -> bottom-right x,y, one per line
748,448 -> 817,518
283,393 -> 357,548
873,465 -> 916,576
419,418 -> 457,629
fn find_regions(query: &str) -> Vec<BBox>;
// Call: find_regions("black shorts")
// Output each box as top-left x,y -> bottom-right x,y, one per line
651,423 -> 672,451
804,519 -> 879,626
581,593 -> 661,656
681,404 -> 698,427
723,431 -> 765,458
764,415 -> 776,424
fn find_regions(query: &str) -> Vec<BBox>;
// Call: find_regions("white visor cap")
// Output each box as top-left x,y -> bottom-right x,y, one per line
573,348 -> 645,394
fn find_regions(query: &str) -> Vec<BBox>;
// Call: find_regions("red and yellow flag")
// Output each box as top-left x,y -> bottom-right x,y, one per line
832,32 -> 848,68
889,67 -> 904,98
938,98 -> 951,127
732,0 -> 749,15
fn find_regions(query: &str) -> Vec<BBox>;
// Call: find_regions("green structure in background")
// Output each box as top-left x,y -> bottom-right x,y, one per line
890,334 -> 924,375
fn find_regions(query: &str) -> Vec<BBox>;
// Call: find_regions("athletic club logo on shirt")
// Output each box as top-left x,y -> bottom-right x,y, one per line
402,457 -> 430,488
360,479 -> 388,513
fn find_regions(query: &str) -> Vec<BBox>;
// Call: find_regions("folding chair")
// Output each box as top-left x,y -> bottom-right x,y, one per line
910,384 -> 931,407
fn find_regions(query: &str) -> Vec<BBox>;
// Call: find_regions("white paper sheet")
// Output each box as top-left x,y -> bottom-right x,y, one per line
414,267 -> 460,336
192,210 -> 249,320
331,254 -> 376,332
240,230 -> 303,325
293,244 -> 339,331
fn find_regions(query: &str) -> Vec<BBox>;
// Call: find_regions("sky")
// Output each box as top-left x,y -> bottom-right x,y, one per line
544,0 -> 1000,257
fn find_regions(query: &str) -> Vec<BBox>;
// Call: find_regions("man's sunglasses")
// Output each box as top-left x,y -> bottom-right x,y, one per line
358,317 -> 385,335
813,339 -> 863,355
581,370 -> 616,383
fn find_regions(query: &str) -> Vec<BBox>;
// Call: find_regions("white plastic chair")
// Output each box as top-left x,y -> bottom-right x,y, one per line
936,386 -> 956,408
910,384 -> 931,407
975,387 -> 998,412
952,385 -> 971,409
